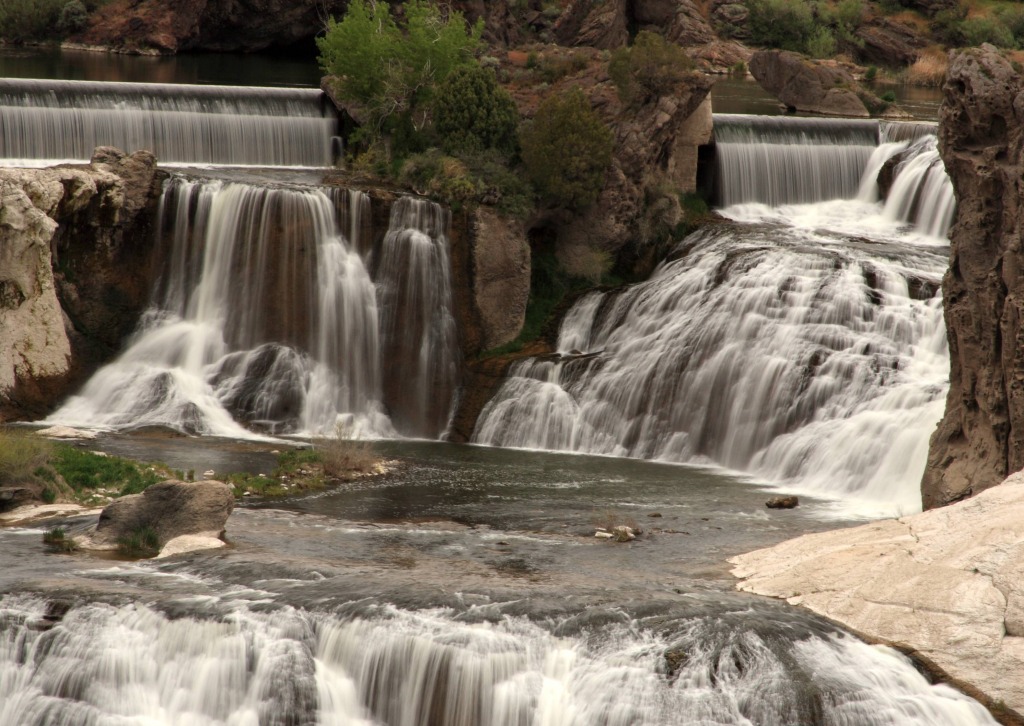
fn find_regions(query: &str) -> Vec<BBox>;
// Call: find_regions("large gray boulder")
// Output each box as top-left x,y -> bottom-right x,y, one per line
749,50 -> 870,117
87,480 -> 234,550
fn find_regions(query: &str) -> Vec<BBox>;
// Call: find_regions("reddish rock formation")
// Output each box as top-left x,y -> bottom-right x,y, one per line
922,45 -> 1024,509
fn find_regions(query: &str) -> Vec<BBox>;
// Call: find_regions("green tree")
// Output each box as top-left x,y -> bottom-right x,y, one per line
608,30 -> 696,104
433,65 -> 519,155
316,0 -> 483,141
744,0 -> 816,53
519,88 -> 613,211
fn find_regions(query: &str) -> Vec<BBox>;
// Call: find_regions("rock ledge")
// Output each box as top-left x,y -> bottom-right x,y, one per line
731,472 -> 1024,720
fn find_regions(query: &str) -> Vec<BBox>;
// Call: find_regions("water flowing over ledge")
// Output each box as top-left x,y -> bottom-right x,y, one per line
0,78 -> 337,166
476,115 -> 954,517
47,177 -> 459,439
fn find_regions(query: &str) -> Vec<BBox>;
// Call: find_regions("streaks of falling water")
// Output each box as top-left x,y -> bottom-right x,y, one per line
48,177 -> 388,437
0,78 -> 336,167
375,197 -> 461,439
473,220 -> 948,517
0,596 -> 997,726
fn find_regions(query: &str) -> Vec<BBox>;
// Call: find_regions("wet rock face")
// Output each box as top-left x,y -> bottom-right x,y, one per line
922,45 -> 1024,509
0,149 -> 162,422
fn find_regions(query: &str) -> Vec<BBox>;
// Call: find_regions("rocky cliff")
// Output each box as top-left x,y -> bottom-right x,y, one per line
922,45 -> 1024,509
0,149 -> 163,421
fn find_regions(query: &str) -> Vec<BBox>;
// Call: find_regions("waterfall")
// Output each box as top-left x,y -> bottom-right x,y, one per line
48,178 -> 459,439
476,113 -> 957,516
713,114 -> 880,205
375,198 -> 461,439
474,222 -> 947,516
0,595 -> 997,726
0,78 -> 337,166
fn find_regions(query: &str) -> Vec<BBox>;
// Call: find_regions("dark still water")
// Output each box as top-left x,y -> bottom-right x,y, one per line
0,46 -> 320,87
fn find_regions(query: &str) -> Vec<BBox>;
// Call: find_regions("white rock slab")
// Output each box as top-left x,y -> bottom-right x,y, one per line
156,534 -> 227,559
0,503 -> 95,524
35,425 -> 99,440
731,472 -> 1024,715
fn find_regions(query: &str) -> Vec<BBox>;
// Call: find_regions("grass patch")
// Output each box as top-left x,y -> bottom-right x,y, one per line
0,432 -> 53,486
42,526 -> 79,553
50,447 -> 163,497
116,526 -> 160,558
229,440 -> 384,499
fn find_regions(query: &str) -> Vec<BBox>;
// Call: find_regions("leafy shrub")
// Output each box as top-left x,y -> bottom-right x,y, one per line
959,16 -> 1015,49
399,150 -> 481,208
608,31 -> 696,104
880,90 -> 897,103
0,0 -> 64,42
41,488 -> 57,504
864,65 -> 878,82
997,5 -> 1024,46
744,0 -> 816,53
117,526 -> 161,558
519,88 -> 613,211
931,6 -> 969,46
56,0 -> 88,35
317,0 -> 483,145
806,26 -> 836,58
433,65 -> 519,155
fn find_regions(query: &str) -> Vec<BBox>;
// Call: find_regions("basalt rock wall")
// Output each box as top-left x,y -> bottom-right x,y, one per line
922,45 -> 1024,508
0,149 -> 164,421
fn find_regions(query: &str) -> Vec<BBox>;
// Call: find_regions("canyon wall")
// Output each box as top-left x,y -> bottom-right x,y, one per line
0,149 -> 163,421
922,45 -> 1024,508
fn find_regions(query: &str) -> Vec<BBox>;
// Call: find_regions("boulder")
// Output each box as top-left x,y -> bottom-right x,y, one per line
664,1 -> 715,47
748,50 -> 870,117
922,45 -> 1024,508
732,471 -> 1024,718
85,479 -> 234,550
555,0 -> 630,49
710,1 -> 750,41
854,17 -> 926,68
765,495 -> 799,509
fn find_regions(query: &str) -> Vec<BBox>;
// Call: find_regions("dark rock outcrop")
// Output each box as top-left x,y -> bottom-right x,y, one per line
87,479 -> 234,549
749,50 -> 871,117
922,45 -> 1024,509
0,149 -> 163,421
854,17 -> 926,68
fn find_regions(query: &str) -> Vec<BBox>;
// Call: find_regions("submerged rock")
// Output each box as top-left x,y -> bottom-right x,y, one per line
766,495 -> 799,509
732,471 -> 1024,717
83,479 -> 233,551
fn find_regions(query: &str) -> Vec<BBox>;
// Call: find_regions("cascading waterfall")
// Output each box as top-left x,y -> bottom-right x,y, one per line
375,198 -> 461,439
48,178 -> 459,439
0,78 -> 337,166
0,595 -> 997,726
476,114 -> 954,516
713,114 -> 880,205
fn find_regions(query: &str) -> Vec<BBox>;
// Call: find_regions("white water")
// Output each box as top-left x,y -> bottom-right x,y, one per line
0,78 -> 336,166
0,596 -> 996,726
476,117 -> 953,517
47,178 -> 458,439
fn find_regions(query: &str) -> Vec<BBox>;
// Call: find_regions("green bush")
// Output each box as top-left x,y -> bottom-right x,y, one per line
997,5 -> 1024,46
931,6 -> 969,46
959,16 -> 1015,48
519,88 -> 613,211
433,65 -> 519,155
806,26 -> 836,58
317,0 -> 483,147
608,31 -> 696,104
744,0 -> 816,53
56,0 -> 88,35
0,0 -> 64,42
